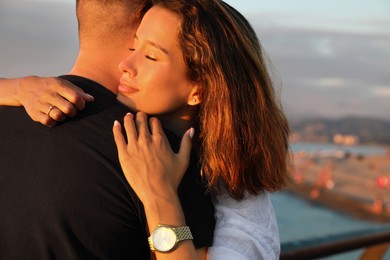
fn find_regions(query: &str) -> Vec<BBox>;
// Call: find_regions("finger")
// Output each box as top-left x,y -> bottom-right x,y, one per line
59,89 -> 85,111
56,78 -> 92,111
148,117 -> 164,136
112,120 -> 127,156
46,97 -> 78,118
149,117 -> 172,149
123,113 -> 137,144
47,106 -> 66,122
135,112 -> 150,139
81,92 -> 94,102
177,128 -> 194,169
37,112 -> 58,127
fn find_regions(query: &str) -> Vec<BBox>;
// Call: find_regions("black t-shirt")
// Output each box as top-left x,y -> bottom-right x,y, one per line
0,75 -> 215,259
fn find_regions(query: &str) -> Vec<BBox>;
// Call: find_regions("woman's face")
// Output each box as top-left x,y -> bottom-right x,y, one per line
117,6 -> 198,115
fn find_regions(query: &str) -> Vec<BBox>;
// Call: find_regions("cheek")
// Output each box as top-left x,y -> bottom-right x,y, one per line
140,65 -> 163,87
137,65 -> 192,111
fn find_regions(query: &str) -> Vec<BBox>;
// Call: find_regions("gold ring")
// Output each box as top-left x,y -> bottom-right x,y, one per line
47,105 -> 54,117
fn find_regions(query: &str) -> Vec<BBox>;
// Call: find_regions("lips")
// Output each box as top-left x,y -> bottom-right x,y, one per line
118,79 -> 139,94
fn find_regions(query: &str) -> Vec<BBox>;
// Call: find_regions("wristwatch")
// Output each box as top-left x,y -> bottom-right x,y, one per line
148,224 -> 193,253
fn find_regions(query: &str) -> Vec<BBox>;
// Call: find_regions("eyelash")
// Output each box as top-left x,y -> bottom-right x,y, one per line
146,55 -> 157,61
128,48 -> 157,61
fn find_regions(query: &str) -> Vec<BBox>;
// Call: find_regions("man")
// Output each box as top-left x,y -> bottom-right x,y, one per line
0,1 -> 215,259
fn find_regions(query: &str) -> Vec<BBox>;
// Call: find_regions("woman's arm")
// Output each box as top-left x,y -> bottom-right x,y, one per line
113,112 -> 205,260
0,76 -> 93,126
0,77 -> 19,106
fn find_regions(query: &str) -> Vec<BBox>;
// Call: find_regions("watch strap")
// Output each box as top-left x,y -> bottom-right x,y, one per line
173,226 -> 193,242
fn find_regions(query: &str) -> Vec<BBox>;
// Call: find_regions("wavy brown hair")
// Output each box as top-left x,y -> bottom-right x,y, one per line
153,0 -> 291,200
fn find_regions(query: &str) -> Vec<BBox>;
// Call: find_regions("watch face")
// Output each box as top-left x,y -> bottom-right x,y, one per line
152,226 -> 177,252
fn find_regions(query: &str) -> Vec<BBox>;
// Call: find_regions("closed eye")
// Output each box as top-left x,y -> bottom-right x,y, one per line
145,55 -> 157,61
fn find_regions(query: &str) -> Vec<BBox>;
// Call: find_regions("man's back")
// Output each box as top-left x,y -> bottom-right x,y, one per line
0,75 -> 215,259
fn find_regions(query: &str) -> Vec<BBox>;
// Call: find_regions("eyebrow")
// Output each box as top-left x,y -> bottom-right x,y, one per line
135,35 -> 169,55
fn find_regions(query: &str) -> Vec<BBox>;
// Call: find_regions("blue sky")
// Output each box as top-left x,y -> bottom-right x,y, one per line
1,0 -> 389,120
225,0 -> 390,35
226,0 -> 390,120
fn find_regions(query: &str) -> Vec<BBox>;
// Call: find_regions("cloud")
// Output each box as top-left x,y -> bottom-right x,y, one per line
299,77 -> 353,88
1,2 -> 389,120
372,86 -> 390,97
246,8 -> 390,35
254,25 -> 390,120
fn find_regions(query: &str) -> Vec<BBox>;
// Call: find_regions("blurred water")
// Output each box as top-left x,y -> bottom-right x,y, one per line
290,142 -> 388,156
272,192 -> 381,243
273,143 -> 390,259
271,192 -> 390,259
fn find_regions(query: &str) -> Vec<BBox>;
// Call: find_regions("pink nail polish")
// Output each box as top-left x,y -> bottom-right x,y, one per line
189,128 -> 195,138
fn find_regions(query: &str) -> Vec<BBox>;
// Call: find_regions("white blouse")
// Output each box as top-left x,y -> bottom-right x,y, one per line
207,190 -> 280,260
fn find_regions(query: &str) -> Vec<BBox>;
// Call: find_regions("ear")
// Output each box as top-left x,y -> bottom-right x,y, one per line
187,84 -> 200,106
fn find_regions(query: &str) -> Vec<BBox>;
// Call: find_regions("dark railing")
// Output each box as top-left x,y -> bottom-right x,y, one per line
280,225 -> 390,260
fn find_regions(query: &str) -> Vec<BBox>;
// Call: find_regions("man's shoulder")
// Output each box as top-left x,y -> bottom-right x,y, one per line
57,75 -> 130,125
0,75 -> 128,158
59,75 -> 117,101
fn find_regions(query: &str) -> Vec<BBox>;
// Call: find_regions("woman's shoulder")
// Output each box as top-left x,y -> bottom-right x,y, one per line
209,189 -> 280,259
214,189 -> 276,223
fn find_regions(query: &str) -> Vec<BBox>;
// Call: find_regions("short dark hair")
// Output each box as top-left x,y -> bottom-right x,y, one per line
76,0 -> 151,43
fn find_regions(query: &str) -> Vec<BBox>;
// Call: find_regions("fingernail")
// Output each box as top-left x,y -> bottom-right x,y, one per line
126,112 -> 132,116
85,94 -> 94,100
188,127 -> 195,139
114,120 -> 120,126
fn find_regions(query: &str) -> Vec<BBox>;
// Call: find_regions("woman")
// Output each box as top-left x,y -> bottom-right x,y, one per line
0,0 -> 289,259
112,1 -> 290,258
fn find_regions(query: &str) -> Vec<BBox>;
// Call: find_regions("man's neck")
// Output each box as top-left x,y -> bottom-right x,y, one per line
69,49 -> 124,94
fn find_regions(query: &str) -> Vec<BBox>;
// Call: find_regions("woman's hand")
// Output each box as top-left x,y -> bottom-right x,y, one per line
16,76 -> 94,127
112,112 -> 194,204
113,112 -> 204,260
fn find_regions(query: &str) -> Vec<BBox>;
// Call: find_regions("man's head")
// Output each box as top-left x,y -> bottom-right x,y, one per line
76,0 -> 151,48
70,0 -> 152,92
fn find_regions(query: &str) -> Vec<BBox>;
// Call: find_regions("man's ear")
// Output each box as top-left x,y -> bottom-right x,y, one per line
187,85 -> 200,106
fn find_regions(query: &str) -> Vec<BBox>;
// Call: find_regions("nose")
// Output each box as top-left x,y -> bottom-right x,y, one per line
118,53 -> 137,77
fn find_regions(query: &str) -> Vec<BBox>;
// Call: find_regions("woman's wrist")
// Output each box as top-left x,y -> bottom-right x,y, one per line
143,190 -> 186,230
16,76 -> 37,106
144,194 -> 201,259
0,77 -> 22,106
